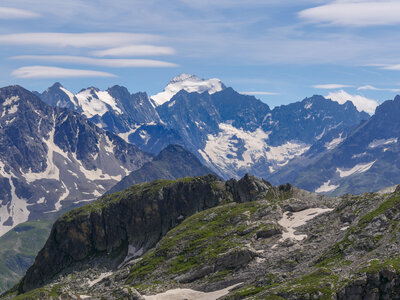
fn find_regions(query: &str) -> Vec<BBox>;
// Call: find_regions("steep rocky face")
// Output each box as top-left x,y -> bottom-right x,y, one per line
0,85 -> 152,236
107,144 -> 215,194
157,90 -> 369,179
265,95 -> 369,146
38,83 -> 161,137
38,77 -> 369,182
270,95 -> 400,196
38,83 -> 78,111
126,123 -> 185,155
19,175 -> 229,293
156,90 -> 222,151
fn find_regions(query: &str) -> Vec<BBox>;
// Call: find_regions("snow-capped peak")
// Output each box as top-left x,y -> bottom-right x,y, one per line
75,88 -> 122,118
151,73 -> 225,106
169,73 -> 200,84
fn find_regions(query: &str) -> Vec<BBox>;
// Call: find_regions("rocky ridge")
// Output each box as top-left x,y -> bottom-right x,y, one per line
4,175 -> 400,299
38,77 -> 369,181
107,144 -> 215,194
271,95 -> 400,196
0,85 -> 152,236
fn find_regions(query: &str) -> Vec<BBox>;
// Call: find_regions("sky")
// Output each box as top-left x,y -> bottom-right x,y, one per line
1,0 -> 400,113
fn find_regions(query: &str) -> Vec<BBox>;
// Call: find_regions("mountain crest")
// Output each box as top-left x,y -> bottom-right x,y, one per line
151,73 -> 226,106
169,73 -> 200,84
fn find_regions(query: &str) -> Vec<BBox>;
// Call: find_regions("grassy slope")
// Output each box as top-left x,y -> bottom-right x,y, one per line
0,219 -> 54,293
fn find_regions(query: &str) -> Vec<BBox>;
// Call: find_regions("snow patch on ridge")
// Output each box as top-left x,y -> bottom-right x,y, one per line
325,133 -> 344,150
75,88 -> 121,118
199,123 -> 310,176
369,138 -> 398,149
60,87 -> 79,107
24,120 -> 64,183
278,208 -> 333,242
151,73 -> 224,106
143,283 -> 242,300
336,161 -> 376,178
315,180 -> 339,193
0,179 -> 29,236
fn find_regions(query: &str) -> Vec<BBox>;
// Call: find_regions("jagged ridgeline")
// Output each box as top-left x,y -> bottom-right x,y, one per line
4,175 -> 400,299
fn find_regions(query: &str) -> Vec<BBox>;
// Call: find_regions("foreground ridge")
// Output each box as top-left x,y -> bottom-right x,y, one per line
4,176 -> 400,299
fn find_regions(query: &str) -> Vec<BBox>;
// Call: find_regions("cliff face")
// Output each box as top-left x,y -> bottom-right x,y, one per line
20,174 -> 231,292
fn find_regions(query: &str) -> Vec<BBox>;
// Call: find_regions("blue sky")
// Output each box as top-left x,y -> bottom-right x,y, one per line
1,0 -> 400,112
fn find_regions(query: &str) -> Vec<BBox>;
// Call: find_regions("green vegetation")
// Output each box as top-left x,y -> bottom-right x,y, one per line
62,177 -> 205,221
268,268 -> 339,299
225,285 -> 266,299
12,287 -> 52,300
0,218 -> 55,294
316,192 -> 400,269
358,193 -> 400,229
360,256 -> 400,274
127,201 -> 274,286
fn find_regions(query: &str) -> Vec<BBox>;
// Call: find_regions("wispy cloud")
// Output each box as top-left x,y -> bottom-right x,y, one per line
299,1 -> 400,26
11,55 -> 178,68
326,90 -> 378,114
91,45 -> 175,57
380,64 -> 400,71
12,66 -> 116,79
313,84 -> 353,89
0,7 -> 40,19
0,32 -> 158,48
358,85 -> 400,92
240,91 -> 279,95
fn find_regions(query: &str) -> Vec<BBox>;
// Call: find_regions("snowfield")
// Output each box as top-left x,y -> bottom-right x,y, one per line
151,73 -> 224,106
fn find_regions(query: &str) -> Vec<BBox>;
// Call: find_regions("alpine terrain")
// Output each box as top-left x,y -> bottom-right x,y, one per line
4,175 -> 400,299
38,74 -> 369,181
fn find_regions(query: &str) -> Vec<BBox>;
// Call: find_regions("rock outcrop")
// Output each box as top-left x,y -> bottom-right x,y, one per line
19,175 -> 228,292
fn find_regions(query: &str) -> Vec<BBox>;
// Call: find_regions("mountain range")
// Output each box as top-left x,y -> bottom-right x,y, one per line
0,85 -> 152,236
37,74 -> 369,181
2,73 -> 400,295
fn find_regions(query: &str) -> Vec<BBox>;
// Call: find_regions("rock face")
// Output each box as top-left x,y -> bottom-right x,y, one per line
0,85 -> 152,236
38,77 -> 369,181
270,95 -> 400,196
226,174 -> 277,203
107,144 -> 215,194
19,175 -> 229,292
338,270 -> 400,300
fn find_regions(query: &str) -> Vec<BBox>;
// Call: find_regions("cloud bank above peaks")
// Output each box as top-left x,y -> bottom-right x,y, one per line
12,66 -> 116,79
299,1 -> 400,26
0,32 -> 157,48
326,90 -> 378,114
313,84 -> 353,89
11,55 -> 178,68
91,45 -> 175,57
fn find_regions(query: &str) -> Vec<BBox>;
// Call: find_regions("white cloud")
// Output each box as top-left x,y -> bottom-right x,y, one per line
240,91 -> 279,95
91,45 -> 175,57
12,66 -> 116,79
313,84 -> 353,89
326,90 -> 378,114
358,85 -> 400,92
0,7 -> 40,19
11,55 -> 178,68
0,32 -> 157,48
299,1 -> 400,26
381,64 -> 400,71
